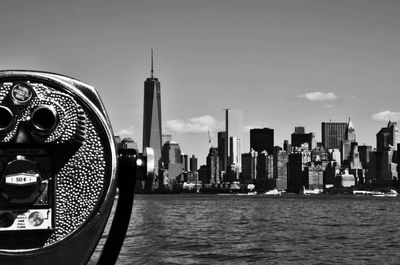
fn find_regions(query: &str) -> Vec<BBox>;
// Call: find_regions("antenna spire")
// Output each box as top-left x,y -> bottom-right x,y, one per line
151,49 -> 154,78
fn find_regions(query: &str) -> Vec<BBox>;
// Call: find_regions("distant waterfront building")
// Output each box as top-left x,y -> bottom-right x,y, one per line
250,128 -> 274,155
311,146 -> 328,162
342,118 -> 357,161
217,131 -> 227,174
118,137 -> 138,150
161,141 -> 184,185
287,152 -> 306,193
273,148 -> 288,191
256,151 -> 269,180
207,147 -> 220,184
143,50 -> 163,177
186,171 -> 199,183
283,140 -> 291,153
241,149 -> 258,182
358,145 -> 372,169
321,122 -> 347,151
197,165 -> 208,184
367,122 -> 399,186
190,155 -> 198,172
328,148 -> 341,166
230,136 -> 242,176
377,121 -> 399,151
304,163 -> 324,190
223,109 -> 243,181
182,154 -> 189,172
368,150 -> 398,183
291,127 -> 316,151
348,144 -> 365,185
338,170 -> 356,187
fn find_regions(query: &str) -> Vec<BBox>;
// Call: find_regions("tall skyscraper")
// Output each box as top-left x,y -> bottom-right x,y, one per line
342,118 -> 357,161
223,109 -> 243,181
377,121 -> 399,151
241,148 -> 258,181
321,122 -> 347,150
217,131 -> 227,173
346,118 -> 356,142
182,153 -> 189,172
230,136 -> 242,180
190,155 -> 198,172
143,49 -> 163,175
250,128 -> 274,155
207,147 -> 220,184
161,141 -> 184,182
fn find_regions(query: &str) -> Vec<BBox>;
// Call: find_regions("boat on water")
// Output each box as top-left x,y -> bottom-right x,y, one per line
264,188 -> 282,196
372,190 -> 398,197
385,190 -> 398,197
246,184 -> 257,195
353,190 -> 398,197
234,192 -> 257,196
353,190 -> 373,195
301,186 -> 322,195
372,191 -> 385,197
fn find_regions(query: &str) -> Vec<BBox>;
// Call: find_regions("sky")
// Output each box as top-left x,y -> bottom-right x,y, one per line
1,0 -> 400,165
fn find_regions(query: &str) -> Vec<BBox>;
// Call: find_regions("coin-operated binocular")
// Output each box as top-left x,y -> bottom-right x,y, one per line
0,71 -> 153,265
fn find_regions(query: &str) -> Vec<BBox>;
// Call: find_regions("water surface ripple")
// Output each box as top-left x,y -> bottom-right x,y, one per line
91,194 -> 400,264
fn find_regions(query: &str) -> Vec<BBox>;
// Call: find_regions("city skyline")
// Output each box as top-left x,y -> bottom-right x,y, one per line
1,0 -> 400,164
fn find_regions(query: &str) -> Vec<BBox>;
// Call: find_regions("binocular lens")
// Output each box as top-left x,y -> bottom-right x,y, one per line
0,106 -> 13,131
30,105 -> 58,133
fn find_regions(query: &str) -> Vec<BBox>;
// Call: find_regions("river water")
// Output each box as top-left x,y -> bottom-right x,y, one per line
90,194 -> 400,264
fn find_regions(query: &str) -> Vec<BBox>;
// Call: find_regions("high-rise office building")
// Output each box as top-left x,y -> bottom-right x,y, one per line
207,147 -> 220,184
287,152 -> 306,193
321,122 -> 347,150
342,118 -> 357,161
161,141 -> 184,182
283,140 -> 291,153
291,127 -> 316,151
250,128 -> 274,155
143,50 -> 163,175
190,155 -> 198,172
223,109 -> 243,181
358,145 -> 372,168
230,136 -> 242,174
119,137 -> 138,150
346,118 -> 356,142
377,121 -> 399,151
182,153 -> 189,172
217,131 -> 227,173
241,149 -> 258,181
368,121 -> 400,185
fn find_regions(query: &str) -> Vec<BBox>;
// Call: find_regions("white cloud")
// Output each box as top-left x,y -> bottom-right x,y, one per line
371,111 -> 400,121
298,92 -> 338,101
116,126 -> 135,136
165,115 -> 223,134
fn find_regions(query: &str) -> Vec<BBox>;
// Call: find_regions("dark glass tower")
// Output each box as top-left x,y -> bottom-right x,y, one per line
143,49 -> 162,175
250,128 -> 274,155
321,122 -> 347,150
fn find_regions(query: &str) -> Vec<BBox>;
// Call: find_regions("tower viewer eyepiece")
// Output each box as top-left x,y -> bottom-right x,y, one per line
0,70 -> 153,265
